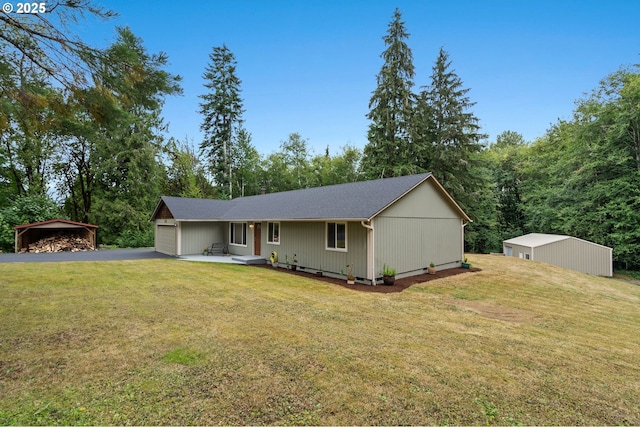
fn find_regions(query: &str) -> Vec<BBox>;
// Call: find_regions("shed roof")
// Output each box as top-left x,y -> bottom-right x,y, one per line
12,219 -> 99,230
503,233 -> 612,250
152,173 -> 471,222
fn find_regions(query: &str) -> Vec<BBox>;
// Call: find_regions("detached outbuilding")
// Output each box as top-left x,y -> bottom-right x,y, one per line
503,233 -> 613,277
13,219 -> 98,253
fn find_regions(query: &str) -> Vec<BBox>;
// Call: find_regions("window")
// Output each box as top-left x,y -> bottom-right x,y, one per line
230,222 -> 247,246
326,222 -> 347,251
268,222 -> 280,244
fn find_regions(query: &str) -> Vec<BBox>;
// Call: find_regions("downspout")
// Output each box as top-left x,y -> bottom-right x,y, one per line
175,222 -> 181,256
361,220 -> 375,285
461,220 -> 468,263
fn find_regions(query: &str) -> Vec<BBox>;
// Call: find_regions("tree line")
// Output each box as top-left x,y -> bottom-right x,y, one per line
1,4 -> 638,270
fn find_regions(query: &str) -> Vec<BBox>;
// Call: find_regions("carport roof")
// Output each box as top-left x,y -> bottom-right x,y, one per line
12,219 -> 99,230
152,173 -> 472,222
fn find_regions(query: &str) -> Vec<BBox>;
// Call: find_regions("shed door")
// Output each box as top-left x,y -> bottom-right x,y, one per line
156,224 -> 176,256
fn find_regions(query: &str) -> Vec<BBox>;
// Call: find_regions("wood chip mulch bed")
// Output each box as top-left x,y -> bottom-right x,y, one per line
253,264 -> 481,293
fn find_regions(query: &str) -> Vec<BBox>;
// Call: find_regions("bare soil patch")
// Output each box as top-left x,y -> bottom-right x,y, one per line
253,264 -> 481,293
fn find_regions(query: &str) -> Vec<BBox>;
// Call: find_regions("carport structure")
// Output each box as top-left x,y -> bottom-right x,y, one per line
13,219 -> 98,253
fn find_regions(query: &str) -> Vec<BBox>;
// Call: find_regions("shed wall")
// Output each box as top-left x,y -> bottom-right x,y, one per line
503,243 -> 531,259
535,239 -> 612,277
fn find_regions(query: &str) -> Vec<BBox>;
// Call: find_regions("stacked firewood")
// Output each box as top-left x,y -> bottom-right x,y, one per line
22,233 -> 95,253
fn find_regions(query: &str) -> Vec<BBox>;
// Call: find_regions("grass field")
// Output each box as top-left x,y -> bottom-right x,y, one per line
1,254 -> 639,425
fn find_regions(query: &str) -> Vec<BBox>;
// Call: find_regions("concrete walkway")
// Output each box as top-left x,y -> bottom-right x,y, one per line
178,254 -> 267,265
178,255 -> 244,264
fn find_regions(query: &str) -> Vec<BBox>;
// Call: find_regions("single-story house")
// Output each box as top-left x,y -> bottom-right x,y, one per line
150,173 -> 472,284
503,233 -> 613,277
13,219 -> 98,253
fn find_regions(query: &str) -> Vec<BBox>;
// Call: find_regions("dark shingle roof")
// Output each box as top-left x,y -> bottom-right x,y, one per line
223,173 -> 432,220
155,197 -> 231,220
153,173 -> 470,222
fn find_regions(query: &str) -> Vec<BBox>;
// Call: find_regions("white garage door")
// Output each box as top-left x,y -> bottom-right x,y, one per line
156,224 -> 176,256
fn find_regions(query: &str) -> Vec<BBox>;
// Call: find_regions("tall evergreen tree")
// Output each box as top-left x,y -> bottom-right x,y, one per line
362,8 -> 416,179
198,44 -> 244,198
416,47 -> 486,209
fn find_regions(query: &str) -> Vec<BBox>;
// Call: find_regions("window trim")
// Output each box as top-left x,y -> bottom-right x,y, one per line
229,222 -> 247,247
326,221 -> 347,252
267,221 -> 280,245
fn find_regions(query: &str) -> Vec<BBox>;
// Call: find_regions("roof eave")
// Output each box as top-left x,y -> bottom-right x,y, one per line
222,217 -> 369,223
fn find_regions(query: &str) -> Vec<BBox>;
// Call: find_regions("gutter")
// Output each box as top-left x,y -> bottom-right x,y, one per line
361,220 -> 375,285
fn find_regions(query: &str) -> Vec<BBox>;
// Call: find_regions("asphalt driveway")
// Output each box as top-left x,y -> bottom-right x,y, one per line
0,248 -> 173,263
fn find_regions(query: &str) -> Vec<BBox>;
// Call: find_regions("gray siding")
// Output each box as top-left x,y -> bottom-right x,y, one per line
375,179 -> 464,277
380,178 -> 462,219
180,222 -> 224,255
155,222 -> 176,256
263,221 -> 368,279
535,239 -> 612,277
375,217 -> 462,277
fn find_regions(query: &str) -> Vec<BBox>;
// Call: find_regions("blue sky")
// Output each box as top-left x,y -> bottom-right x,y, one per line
81,0 -> 640,155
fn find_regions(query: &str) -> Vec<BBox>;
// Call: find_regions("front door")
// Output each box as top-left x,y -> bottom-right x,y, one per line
254,223 -> 261,256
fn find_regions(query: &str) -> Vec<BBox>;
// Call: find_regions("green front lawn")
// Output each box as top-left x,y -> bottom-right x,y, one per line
1,255 -> 639,425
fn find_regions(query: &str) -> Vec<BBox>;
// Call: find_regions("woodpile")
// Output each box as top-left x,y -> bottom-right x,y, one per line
21,232 -> 95,253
